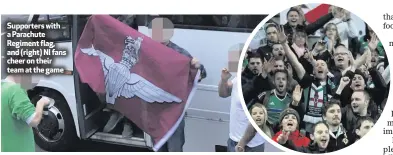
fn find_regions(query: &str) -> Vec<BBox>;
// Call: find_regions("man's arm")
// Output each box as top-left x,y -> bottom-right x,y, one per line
369,67 -> 386,89
350,47 -> 370,72
168,42 -> 207,80
237,123 -> 257,149
282,42 -> 306,80
305,13 -> 334,35
9,85 -> 47,128
168,42 -> 193,58
218,79 -> 233,98
346,20 -> 358,38
382,65 -> 390,84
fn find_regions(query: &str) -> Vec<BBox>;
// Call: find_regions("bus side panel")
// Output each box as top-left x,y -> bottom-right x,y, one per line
183,86 -> 230,152
167,29 -> 247,151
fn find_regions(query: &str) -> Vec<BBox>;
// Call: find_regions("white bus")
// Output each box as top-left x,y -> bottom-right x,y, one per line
3,14 -> 281,152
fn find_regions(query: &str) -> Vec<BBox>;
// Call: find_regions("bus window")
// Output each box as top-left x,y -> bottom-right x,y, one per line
158,15 -> 268,32
35,15 -> 71,42
111,15 -> 138,30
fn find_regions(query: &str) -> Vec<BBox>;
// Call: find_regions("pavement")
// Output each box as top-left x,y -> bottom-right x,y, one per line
35,140 -> 281,152
35,141 -> 152,152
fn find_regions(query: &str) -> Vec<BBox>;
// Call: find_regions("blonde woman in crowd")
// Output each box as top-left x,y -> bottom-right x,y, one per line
235,103 -> 273,152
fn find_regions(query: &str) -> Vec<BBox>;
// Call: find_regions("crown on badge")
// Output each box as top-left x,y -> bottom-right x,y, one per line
121,36 -> 143,68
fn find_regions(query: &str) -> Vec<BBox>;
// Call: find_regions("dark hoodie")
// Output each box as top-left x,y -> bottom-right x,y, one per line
283,140 -> 328,153
326,124 -> 354,152
241,67 -> 272,104
257,42 -> 274,61
334,70 -> 379,122
341,103 -> 379,135
333,68 -> 386,107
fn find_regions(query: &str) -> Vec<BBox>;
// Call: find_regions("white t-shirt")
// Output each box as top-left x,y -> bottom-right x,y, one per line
229,76 -> 265,147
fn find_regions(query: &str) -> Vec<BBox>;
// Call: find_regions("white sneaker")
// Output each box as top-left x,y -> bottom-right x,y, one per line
122,122 -> 134,138
103,112 -> 123,133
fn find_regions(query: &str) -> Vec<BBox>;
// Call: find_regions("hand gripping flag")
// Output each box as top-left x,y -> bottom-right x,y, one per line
74,15 -> 199,151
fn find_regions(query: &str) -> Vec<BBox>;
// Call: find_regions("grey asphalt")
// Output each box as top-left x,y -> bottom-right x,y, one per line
35,141 -> 152,152
35,140 -> 281,152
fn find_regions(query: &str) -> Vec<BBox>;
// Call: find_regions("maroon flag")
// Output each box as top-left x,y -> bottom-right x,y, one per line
74,15 -> 199,151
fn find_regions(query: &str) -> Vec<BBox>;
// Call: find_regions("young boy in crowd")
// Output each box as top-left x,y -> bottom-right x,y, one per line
272,108 -> 310,148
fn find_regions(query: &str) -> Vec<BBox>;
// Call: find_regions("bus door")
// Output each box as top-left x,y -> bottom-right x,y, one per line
72,15 -> 153,148
72,15 -> 106,139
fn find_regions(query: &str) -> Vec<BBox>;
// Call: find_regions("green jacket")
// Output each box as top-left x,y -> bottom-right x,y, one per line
1,80 -> 36,152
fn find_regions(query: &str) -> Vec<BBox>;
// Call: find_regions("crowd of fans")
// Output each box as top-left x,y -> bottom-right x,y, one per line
236,5 -> 390,153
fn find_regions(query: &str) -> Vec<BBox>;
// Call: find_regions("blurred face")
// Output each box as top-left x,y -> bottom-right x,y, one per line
294,34 -> 306,46
274,72 -> 288,93
351,92 -> 368,114
328,6 -> 335,13
356,120 -> 374,138
311,123 -> 330,149
251,107 -> 265,126
313,60 -> 328,80
149,18 -> 174,44
272,44 -> 285,59
248,58 -> 262,74
274,60 -> 285,72
371,51 -> 379,66
334,46 -> 350,68
359,65 -> 370,79
334,8 -> 345,18
351,74 -> 366,90
281,114 -> 298,132
266,27 -> 278,42
287,11 -> 299,26
325,24 -> 338,39
324,104 -> 342,126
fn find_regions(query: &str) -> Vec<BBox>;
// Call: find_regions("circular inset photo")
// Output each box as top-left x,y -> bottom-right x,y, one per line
239,3 -> 389,153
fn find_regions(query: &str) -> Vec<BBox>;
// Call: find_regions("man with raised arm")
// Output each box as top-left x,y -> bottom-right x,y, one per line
219,68 -> 265,152
278,25 -> 335,137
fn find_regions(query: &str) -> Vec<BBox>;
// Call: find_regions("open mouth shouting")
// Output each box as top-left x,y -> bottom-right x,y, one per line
337,57 -> 344,63
255,118 -> 263,125
319,137 -> 329,147
351,103 -> 359,111
371,58 -> 376,63
316,68 -> 325,77
353,82 -> 363,90
277,83 -> 285,91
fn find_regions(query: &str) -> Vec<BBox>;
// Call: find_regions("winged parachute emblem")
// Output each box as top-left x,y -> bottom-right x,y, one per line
80,36 -> 182,104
